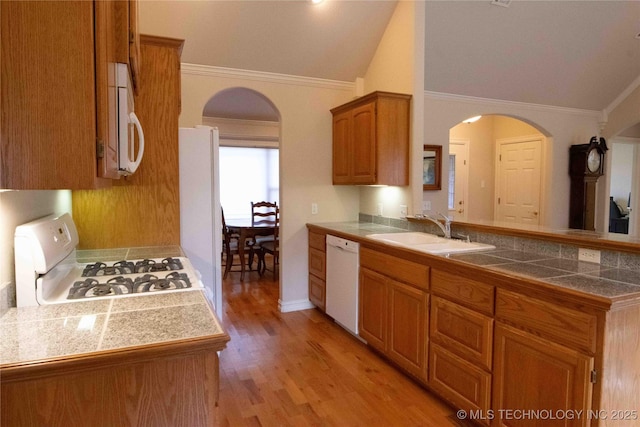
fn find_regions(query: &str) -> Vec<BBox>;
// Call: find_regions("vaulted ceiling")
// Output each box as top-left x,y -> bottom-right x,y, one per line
140,0 -> 640,113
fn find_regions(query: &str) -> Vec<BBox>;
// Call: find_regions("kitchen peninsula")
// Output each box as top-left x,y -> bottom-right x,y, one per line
308,220 -> 640,427
0,246 -> 229,427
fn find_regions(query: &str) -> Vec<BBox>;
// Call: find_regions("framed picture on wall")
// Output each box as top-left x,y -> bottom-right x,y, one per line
423,145 -> 442,191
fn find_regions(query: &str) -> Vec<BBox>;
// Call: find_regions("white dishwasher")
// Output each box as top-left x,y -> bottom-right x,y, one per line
325,234 -> 360,336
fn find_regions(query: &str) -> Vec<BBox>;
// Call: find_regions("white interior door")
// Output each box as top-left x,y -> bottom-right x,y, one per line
496,137 -> 542,225
449,140 -> 469,221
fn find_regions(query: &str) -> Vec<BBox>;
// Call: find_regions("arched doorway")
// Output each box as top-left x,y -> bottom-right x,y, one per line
202,87 -> 281,297
447,114 -> 549,226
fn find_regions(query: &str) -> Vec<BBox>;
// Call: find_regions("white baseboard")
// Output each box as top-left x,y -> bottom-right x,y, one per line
278,298 -> 315,313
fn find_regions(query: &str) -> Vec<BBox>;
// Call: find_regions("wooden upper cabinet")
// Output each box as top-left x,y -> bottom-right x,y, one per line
0,0 -> 136,189
331,91 -> 411,186
114,0 -> 141,91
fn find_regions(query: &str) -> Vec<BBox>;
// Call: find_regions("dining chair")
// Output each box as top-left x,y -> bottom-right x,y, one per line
221,207 -> 253,279
251,201 -> 279,227
259,224 -> 279,279
249,201 -> 279,269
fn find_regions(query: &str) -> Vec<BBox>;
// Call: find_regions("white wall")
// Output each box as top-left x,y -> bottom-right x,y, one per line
179,66 -> 359,311
424,93 -> 600,229
0,190 -> 72,313
359,0 -> 425,219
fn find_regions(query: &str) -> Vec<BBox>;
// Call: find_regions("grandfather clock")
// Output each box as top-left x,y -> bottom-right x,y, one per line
569,136 -> 607,230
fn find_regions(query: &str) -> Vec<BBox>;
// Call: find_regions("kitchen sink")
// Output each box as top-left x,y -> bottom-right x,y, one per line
366,232 -> 445,246
366,232 -> 495,254
412,240 -> 496,254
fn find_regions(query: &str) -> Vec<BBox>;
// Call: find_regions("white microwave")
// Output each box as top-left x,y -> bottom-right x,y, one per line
116,63 -> 144,176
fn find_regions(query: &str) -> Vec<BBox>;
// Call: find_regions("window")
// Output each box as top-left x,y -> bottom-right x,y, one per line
219,147 -> 279,221
448,154 -> 456,210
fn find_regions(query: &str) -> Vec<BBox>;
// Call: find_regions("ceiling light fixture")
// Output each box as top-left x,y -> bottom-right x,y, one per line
311,0 -> 324,4
491,0 -> 511,7
463,115 -> 482,124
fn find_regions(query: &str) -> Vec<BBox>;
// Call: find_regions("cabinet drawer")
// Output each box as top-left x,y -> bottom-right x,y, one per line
429,343 -> 491,425
309,247 -> 326,280
360,247 -> 429,290
309,231 -> 326,252
431,270 -> 494,315
309,274 -> 325,311
430,296 -> 493,371
496,289 -> 597,354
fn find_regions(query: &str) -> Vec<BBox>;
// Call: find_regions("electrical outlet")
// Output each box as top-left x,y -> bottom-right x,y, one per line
578,248 -> 601,264
422,201 -> 431,211
311,203 -> 318,215
377,203 -> 383,216
399,205 -> 407,217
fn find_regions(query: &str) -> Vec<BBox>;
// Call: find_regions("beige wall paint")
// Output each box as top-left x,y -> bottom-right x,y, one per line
450,117 -> 495,221
360,0 -> 424,219
180,70 -> 358,310
605,84 -> 640,140
0,190 -> 72,313
424,95 -> 600,229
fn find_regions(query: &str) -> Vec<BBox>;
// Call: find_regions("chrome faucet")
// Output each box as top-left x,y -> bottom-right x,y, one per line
420,212 -> 451,239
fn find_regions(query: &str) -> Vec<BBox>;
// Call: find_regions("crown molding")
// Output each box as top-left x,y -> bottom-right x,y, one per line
605,74 -> 640,115
181,63 -> 355,91
424,91 -> 601,118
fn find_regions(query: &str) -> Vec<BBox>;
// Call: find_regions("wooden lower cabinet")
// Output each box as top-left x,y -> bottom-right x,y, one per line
429,343 -> 492,425
1,340 -> 224,427
309,273 -> 326,310
359,267 -> 388,352
492,323 -> 594,427
358,250 -> 429,383
388,280 -> 428,379
430,296 -> 493,371
308,230 -> 326,310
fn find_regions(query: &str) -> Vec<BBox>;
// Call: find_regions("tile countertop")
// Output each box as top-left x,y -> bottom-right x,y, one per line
309,222 -> 640,303
0,246 -> 227,367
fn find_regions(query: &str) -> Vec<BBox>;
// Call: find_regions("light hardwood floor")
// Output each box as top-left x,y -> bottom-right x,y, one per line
216,267 -> 467,427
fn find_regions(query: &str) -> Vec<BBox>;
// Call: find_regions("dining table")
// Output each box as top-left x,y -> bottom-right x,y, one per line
225,218 -> 277,280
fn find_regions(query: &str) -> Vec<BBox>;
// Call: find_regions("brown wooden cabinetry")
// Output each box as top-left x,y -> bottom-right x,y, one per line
330,91 -> 411,186
492,324 -> 593,427
359,247 -> 429,382
429,270 -> 494,421
308,230 -> 326,310
492,289 -> 595,427
72,35 -> 183,248
1,0 -> 138,189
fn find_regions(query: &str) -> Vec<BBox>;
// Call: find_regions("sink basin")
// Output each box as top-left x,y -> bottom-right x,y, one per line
412,240 -> 496,255
366,232 -> 495,254
367,232 -> 445,246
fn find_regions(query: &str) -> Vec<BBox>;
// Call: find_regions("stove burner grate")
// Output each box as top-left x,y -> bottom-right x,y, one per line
82,257 -> 184,277
68,271 -> 192,300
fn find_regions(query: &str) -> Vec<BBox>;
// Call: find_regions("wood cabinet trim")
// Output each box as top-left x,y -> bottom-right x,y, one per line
429,343 -> 492,422
360,247 -> 429,291
309,230 -> 326,252
0,334 -> 229,382
431,269 -> 495,315
492,323 -> 594,426
430,296 -> 494,371
496,288 -> 598,354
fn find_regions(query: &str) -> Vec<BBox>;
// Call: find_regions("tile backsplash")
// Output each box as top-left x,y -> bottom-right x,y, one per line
359,213 -> 640,271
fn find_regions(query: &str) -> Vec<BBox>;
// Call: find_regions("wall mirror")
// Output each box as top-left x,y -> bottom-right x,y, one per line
423,145 -> 442,191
